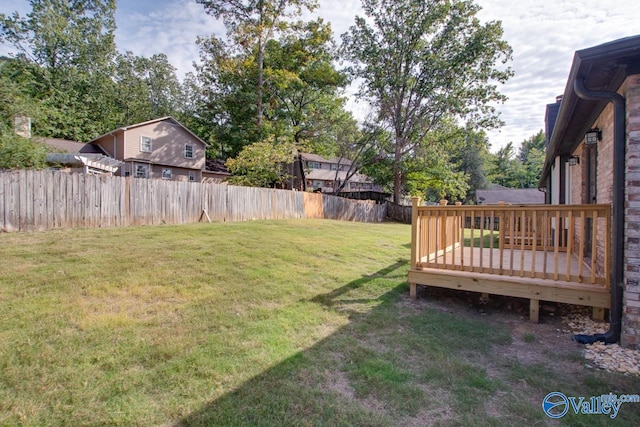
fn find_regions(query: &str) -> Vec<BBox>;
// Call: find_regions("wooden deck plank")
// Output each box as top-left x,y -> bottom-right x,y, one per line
420,247 -> 593,280
408,268 -> 610,309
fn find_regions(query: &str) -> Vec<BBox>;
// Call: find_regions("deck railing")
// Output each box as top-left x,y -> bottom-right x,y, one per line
410,198 -> 611,287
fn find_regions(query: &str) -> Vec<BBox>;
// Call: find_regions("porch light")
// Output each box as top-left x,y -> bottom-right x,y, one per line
568,155 -> 580,166
585,128 -> 602,145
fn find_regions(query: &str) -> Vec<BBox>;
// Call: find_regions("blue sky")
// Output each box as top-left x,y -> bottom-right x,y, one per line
1,0 -> 640,151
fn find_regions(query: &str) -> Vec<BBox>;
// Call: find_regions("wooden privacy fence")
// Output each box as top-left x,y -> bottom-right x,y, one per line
0,170 -> 387,232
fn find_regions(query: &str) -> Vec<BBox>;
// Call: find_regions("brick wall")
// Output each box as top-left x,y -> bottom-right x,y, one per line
568,103 -> 614,278
566,74 -> 640,348
623,74 -> 640,349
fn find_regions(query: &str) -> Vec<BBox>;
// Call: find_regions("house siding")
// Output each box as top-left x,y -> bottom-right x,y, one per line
623,74 -> 640,348
123,121 -> 205,171
93,133 -> 126,175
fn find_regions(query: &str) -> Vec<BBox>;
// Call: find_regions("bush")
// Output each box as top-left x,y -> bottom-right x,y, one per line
0,130 -> 48,170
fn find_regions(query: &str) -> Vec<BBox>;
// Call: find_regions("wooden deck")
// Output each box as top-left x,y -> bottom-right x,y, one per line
408,200 -> 612,322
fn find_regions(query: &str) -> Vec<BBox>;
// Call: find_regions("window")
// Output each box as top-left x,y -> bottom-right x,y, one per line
162,168 -> 172,180
135,164 -> 148,178
308,161 -> 320,169
140,136 -> 152,152
331,164 -> 339,171
185,144 -> 194,158
189,171 -> 196,182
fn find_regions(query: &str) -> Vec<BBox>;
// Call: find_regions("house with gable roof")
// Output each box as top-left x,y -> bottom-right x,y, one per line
88,116 -> 228,183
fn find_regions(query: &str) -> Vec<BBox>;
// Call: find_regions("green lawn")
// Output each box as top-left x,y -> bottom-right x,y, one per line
1,220 -> 639,426
464,228 -> 500,248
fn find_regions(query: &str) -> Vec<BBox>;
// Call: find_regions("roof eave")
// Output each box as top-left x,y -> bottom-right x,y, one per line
539,35 -> 640,188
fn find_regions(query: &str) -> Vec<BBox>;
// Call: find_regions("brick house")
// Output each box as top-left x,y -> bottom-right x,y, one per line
539,35 -> 640,348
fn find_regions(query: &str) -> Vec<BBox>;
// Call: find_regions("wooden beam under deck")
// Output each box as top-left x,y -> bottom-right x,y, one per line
408,268 -> 610,323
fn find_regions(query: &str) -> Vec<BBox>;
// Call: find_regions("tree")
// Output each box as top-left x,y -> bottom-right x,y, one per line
0,0 -> 119,140
194,17 -> 352,159
487,131 -> 545,189
0,61 -> 48,169
225,136 -> 296,187
196,0 -> 318,133
518,129 -> 546,163
0,132 -> 48,170
263,19 -> 349,148
488,141 -> 522,188
341,0 -> 513,203
113,52 -> 184,127
449,125 -> 492,203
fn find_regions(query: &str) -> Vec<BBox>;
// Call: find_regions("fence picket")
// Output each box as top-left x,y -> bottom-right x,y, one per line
0,171 -> 386,232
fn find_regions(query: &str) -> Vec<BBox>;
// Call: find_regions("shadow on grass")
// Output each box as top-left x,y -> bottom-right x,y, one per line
176,260 -> 530,426
175,252 -> 640,427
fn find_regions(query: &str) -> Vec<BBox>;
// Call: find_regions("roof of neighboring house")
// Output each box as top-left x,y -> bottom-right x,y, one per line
476,189 -> 545,205
46,153 -> 123,173
88,116 -> 209,147
205,159 -> 231,175
37,137 -> 106,154
300,152 -> 353,166
305,168 -> 373,184
539,35 -> 640,187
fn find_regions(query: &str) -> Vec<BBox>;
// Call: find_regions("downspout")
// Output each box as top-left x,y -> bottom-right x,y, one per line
573,78 -> 625,344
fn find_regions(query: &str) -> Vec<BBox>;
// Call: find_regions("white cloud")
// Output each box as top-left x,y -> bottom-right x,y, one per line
2,0 -> 640,151
115,0 -> 224,79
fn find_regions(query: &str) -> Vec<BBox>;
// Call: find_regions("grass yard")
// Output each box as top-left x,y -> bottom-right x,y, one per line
463,228 -> 500,248
1,219 -> 639,426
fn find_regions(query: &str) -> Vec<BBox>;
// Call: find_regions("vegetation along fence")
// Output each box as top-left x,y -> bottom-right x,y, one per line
0,170 -> 387,232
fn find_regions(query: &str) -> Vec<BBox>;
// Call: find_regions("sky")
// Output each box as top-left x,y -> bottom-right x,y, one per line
1,0 -> 639,152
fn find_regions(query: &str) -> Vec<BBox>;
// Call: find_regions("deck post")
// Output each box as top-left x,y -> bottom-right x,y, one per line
593,307 -> 605,321
530,299 -> 540,323
410,197 -> 420,298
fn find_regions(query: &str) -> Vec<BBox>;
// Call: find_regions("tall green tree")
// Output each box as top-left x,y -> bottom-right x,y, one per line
488,141 -> 522,188
264,19 -> 349,147
0,59 -> 49,169
196,0 -> 318,133
487,131 -> 545,189
0,0 -> 119,140
113,52 -> 184,126
449,125 -> 492,203
341,0 -> 513,203
194,18 -> 352,159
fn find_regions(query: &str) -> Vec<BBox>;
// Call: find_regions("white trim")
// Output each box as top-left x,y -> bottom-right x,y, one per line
140,135 -> 152,153
185,144 -> 194,158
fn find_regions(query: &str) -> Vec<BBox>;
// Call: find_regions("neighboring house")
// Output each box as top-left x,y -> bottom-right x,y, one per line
203,158 -> 231,183
476,188 -> 545,205
295,153 -> 382,193
539,35 -> 640,348
88,117 -> 212,183
38,137 -> 123,176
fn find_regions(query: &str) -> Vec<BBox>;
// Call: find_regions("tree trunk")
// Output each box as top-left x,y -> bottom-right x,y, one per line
393,139 -> 403,204
256,37 -> 264,131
